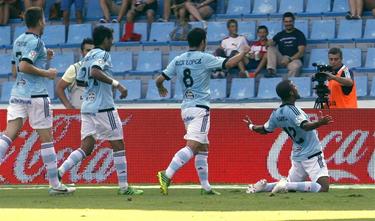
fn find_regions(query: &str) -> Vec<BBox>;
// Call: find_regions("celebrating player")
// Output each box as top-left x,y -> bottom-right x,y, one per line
58,25 -> 143,196
0,7 -> 75,195
243,80 -> 332,195
156,28 -> 250,195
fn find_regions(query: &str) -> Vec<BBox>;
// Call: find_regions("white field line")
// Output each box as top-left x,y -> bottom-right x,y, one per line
0,184 -> 375,190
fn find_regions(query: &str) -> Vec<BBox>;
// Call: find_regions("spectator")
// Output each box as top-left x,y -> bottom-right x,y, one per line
24,0 -> 45,9
184,0 -> 216,29
267,12 -> 306,77
121,0 -> 157,41
325,47 -> 358,108
170,5 -> 191,41
246,25 -> 268,78
61,0 -> 84,26
0,0 -> 18,25
347,0 -> 363,19
99,0 -> 130,23
159,0 -> 184,22
216,19 -> 249,77
365,0 -> 375,17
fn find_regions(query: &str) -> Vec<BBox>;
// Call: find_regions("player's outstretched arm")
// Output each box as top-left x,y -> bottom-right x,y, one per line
155,74 -> 169,97
243,115 -> 269,135
91,67 -> 128,98
224,45 -> 251,69
19,61 -> 57,79
301,115 -> 333,131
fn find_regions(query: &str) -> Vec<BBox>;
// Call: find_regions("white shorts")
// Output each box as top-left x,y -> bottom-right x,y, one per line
7,96 -> 53,129
287,153 -> 329,183
81,109 -> 123,141
181,107 -> 210,144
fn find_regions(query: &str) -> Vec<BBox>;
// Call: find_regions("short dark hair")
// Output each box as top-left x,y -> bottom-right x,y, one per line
257,25 -> 268,33
24,7 -> 44,28
227,19 -> 238,28
92,25 -> 113,46
276,80 -> 293,100
187,28 -> 206,48
328,47 -> 343,59
80,38 -> 94,51
283,12 -> 295,21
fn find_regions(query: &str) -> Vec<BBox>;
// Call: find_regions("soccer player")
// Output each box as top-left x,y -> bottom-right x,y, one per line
56,38 -> 94,109
155,28 -> 250,195
58,25 -> 143,195
0,7 -> 75,195
243,80 -> 332,195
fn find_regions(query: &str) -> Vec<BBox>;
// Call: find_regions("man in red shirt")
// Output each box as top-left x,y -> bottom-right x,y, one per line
245,25 -> 268,78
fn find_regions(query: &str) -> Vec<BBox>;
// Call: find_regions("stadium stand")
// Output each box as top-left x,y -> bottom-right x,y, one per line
115,80 -> 142,101
278,0 -> 304,14
310,20 -> 335,40
111,51 -> 133,74
257,78 -> 283,99
0,81 -> 14,102
42,25 -> 66,46
253,0 -> 277,14
146,79 -> 171,100
210,79 -> 227,100
229,78 -> 255,100
50,52 -> 75,74
226,0 -> 251,15
0,26 -> 11,47
305,0 -> 331,13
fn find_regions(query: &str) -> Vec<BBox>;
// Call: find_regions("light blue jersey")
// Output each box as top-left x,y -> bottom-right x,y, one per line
264,104 -> 322,161
77,48 -> 115,114
11,32 -> 49,98
162,51 -> 226,109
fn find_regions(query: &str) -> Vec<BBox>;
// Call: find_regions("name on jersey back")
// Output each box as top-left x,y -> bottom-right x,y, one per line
175,58 -> 202,66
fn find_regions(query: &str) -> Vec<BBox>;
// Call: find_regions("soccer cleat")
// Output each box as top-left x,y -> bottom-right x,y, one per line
246,179 -> 267,194
157,171 -> 171,195
270,178 -> 288,196
48,183 -> 76,196
118,186 -> 144,195
201,189 -> 221,195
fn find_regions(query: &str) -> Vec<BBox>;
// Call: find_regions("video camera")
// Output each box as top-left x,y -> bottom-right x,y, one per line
311,63 -> 332,109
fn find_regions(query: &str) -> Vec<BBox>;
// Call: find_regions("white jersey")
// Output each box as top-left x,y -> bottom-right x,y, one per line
264,104 -> 322,161
220,35 -> 248,57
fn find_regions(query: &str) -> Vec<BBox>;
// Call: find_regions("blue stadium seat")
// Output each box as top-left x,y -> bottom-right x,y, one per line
363,19 -> 375,39
46,80 -> 55,99
371,78 -> 375,96
279,0 -> 304,13
0,26 -> 11,46
226,0 -> 251,14
0,56 -> 12,77
310,20 -> 335,40
306,0 -> 331,13
207,22 -> 227,42
365,48 -> 375,68
67,24 -> 92,44
189,22 -> 203,29
42,25 -> 65,45
210,79 -> 227,100
115,80 -> 141,101
229,78 -> 255,99
111,51 -> 133,73
354,76 -> 368,96
253,0 -> 277,14
257,77 -> 282,99
149,22 -> 174,42
342,48 -> 362,68
99,23 -> 120,43
134,23 -> 148,41
0,81 -> 14,102
134,51 -> 162,73
295,20 -> 308,38
50,53 -> 75,74
14,26 -> 27,42
86,2 -> 103,19
309,49 -> 329,67
146,79 -> 171,100
337,20 -> 362,39
258,21 -> 282,39
168,51 -> 184,63
173,81 -> 183,100
238,21 -> 256,40
332,0 -> 349,12
289,77 -> 311,98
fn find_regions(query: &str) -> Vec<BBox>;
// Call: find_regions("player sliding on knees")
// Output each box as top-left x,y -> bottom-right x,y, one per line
58,26 -> 143,196
243,80 -> 333,195
155,28 -> 251,195
0,7 -> 75,195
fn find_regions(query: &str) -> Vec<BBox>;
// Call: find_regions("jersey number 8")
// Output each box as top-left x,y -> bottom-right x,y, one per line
183,68 -> 194,87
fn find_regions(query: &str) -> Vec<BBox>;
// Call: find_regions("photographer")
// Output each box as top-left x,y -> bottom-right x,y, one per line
324,48 -> 358,108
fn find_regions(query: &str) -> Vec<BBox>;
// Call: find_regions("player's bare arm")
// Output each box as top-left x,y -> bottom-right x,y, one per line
155,74 -> 168,97
56,79 -> 75,109
18,61 -> 57,79
90,67 -> 128,99
243,115 -> 269,135
300,115 -> 333,131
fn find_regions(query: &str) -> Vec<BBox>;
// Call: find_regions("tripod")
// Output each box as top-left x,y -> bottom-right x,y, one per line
314,96 -> 329,109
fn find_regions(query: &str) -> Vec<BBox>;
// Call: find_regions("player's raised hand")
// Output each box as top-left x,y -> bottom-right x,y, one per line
158,86 -> 168,97
242,115 -> 253,126
47,49 -> 54,60
46,68 -> 57,79
319,115 -> 333,125
117,84 -> 128,99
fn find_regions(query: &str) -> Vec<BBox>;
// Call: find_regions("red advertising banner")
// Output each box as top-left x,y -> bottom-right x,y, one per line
0,109 -> 374,185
